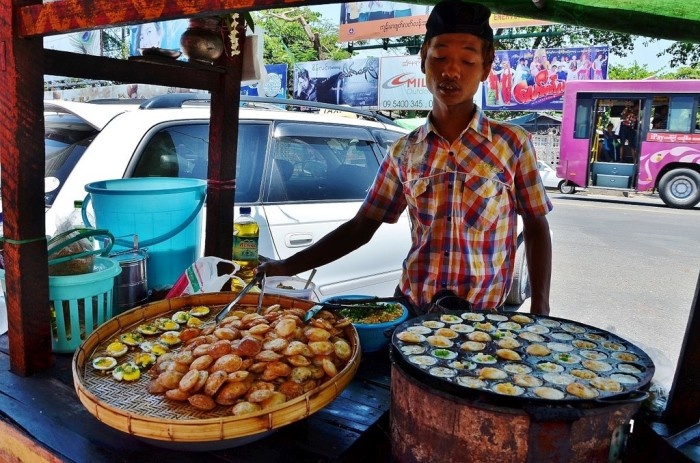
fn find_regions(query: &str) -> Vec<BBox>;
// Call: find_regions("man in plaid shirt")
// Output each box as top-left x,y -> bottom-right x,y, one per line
259,0 -> 553,316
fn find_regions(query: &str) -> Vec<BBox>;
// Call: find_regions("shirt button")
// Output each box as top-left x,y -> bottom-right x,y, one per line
441,282 -> 447,288
447,215 -> 452,221
444,250 -> 449,256
448,151 -> 454,156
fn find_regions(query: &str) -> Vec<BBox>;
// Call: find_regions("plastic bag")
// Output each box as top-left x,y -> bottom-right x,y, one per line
166,256 -> 241,299
47,228 -> 114,276
48,217 -> 96,276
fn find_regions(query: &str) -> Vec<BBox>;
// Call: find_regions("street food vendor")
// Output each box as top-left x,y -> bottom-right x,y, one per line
258,0 -> 553,316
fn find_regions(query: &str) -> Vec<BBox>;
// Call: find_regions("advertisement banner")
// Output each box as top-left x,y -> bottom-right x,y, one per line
483,46 -> 609,111
129,20 -> 189,57
293,58 -> 379,107
241,64 -> 288,98
378,56 -> 432,111
339,2 -> 553,42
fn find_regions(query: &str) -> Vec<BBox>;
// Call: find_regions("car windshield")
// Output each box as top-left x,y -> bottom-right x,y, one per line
44,111 -> 99,207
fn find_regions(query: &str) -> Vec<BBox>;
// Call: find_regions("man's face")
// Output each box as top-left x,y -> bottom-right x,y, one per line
424,33 -> 491,108
299,75 -> 310,91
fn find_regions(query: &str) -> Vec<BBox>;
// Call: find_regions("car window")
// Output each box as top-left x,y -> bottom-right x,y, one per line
131,122 -> 269,203
44,112 -> 99,206
267,123 -> 380,203
371,128 -> 405,155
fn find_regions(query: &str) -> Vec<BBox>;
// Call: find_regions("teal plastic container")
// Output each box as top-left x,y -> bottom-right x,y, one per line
83,178 -> 206,290
0,257 -> 121,353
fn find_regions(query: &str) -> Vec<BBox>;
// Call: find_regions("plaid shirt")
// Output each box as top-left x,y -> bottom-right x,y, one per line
360,107 -> 552,310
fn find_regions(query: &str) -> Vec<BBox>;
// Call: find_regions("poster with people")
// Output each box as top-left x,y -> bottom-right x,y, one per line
293,58 -> 379,107
483,46 -> 609,111
129,20 -> 189,57
241,64 -> 288,99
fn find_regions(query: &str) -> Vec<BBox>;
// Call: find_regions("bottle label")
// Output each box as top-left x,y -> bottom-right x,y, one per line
233,236 -> 259,261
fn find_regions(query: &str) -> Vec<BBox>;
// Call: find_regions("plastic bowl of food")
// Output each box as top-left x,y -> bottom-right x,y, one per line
263,276 -> 316,300
322,295 -> 409,352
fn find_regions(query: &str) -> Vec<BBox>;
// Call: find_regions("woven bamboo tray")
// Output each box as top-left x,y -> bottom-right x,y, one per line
72,292 -> 361,449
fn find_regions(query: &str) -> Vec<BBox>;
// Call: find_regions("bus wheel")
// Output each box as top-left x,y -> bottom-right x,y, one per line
659,168 -> 700,209
506,241 -> 530,305
559,182 -> 576,194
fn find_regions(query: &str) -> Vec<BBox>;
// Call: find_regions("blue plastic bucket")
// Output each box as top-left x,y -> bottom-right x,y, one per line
83,178 -> 206,290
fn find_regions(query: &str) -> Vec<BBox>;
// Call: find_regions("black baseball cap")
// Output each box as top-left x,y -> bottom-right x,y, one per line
424,0 -> 493,44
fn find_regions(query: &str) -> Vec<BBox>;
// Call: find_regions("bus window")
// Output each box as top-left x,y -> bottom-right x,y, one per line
574,99 -> 592,138
695,99 -> 700,132
651,97 -> 669,130
668,96 -> 694,132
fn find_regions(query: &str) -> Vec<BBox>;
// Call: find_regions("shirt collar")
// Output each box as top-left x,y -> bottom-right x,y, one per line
411,105 -> 493,144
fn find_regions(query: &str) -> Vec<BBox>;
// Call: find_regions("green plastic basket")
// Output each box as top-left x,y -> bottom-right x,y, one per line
0,256 -> 122,353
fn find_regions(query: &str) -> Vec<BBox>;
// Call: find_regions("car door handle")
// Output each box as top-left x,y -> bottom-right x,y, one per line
285,233 -> 313,247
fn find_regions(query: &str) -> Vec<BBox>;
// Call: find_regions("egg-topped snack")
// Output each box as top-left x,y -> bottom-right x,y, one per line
496,348 -> 521,361
510,314 -> 533,324
189,305 -> 210,317
492,382 -> 524,396
133,352 -> 157,370
112,362 -> 141,382
186,316 -> 204,328
396,331 -> 426,343
467,331 -> 491,343
434,327 -> 458,339
136,323 -> 160,336
392,312 -> 651,403
92,356 -> 117,371
119,332 -> 145,346
426,335 -> 453,348
159,331 -> 182,347
105,341 -> 128,357
139,341 -> 169,356
156,318 -> 180,332
439,314 -> 462,324
171,311 -> 191,324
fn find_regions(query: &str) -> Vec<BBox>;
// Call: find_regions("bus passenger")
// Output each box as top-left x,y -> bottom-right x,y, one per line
619,101 -> 639,162
602,123 -> 619,162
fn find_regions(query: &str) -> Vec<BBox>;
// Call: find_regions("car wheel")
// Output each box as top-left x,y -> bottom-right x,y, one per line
558,181 -> 576,194
505,241 -> 530,305
658,168 -> 700,209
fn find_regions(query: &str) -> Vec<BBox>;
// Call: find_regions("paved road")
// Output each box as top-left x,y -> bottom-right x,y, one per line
517,190 -> 700,392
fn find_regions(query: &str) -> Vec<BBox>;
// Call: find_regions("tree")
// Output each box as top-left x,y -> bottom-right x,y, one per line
251,7 -> 352,96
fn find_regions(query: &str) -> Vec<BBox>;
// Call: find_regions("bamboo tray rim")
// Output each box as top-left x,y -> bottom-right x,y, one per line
72,292 -> 361,444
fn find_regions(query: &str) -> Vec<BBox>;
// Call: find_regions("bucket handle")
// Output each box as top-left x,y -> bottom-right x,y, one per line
47,228 -> 115,266
82,189 -> 206,249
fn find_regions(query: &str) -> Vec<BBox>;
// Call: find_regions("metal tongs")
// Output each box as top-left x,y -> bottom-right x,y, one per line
215,272 -> 264,323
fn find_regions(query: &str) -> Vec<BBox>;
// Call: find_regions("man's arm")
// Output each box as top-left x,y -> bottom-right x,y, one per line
522,215 -> 552,316
257,212 -> 383,278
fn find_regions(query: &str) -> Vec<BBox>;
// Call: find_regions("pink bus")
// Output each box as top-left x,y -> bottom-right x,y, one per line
557,80 -> 700,208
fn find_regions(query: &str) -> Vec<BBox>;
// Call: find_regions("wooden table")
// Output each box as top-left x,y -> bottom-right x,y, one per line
0,334 -> 392,462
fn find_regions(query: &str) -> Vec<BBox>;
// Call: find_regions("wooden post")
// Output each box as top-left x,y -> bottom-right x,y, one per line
205,15 -> 245,260
0,0 -> 53,374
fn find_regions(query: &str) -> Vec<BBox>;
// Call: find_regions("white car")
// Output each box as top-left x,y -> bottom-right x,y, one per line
35,94 -> 532,305
538,160 -> 576,194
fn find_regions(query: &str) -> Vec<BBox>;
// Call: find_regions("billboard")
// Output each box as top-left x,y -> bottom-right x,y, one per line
339,2 -> 554,42
293,58 -> 379,107
378,55 -> 431,111
241,64 -> 288,98
129,20 -> 189,57
483,46 -> 609,111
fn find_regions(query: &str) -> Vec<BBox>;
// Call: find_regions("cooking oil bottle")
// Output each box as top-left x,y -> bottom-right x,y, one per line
232,206 -> 259,286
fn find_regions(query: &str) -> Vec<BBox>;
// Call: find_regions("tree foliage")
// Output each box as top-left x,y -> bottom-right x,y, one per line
251,7 -> 352,96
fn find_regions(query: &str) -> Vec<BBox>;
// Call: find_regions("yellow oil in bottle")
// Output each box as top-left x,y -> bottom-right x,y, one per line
232,206 -> 259,286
